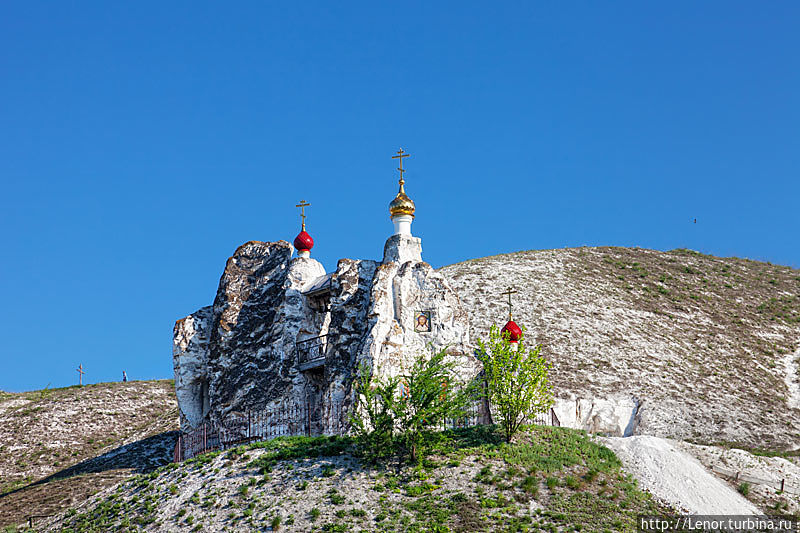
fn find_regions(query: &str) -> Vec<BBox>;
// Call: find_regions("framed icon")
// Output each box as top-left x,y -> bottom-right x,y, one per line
414,311 -> 432,333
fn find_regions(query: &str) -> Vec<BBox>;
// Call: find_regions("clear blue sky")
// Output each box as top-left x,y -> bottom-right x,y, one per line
1,2 -> 798,391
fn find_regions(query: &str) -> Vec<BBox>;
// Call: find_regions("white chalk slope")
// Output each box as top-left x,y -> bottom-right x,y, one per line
603,436 -> 760,515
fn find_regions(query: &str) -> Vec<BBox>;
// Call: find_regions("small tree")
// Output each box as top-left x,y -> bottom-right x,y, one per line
394,348 -> 476,463
349,349 -> 475,464
350,362 -> 399,463
477,324 -> 554,443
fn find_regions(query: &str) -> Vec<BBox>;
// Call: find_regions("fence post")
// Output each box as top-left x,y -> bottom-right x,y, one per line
781,479 -> 785,492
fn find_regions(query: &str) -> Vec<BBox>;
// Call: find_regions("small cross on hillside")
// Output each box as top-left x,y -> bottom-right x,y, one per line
501,287 -> 518,320
76,364 -> 85,386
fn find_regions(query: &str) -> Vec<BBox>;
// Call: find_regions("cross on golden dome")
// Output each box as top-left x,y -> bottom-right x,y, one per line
295,200 -> 310,231
389,148 -> 416,218
392,148 -> 410,187
501,287 -> 518,320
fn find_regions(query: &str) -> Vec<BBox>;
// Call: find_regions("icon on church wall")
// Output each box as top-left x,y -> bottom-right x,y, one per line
414,311 -> 432,333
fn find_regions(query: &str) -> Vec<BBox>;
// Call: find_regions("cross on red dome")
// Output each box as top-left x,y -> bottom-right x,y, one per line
294,200 -> 314,254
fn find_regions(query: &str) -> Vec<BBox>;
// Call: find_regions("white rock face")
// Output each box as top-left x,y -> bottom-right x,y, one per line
553,394 -> 641,437
360,259 -> 478,384
173,306 -> 213,429
382,234 -> 422,264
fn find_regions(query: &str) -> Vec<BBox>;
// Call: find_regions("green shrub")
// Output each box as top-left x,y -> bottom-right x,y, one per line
329,489 -> 345,505
738,482 -> 751,496
477,324 -> 554,442
394,349 -> 476,463
351,349 -> 476,463
521,475 -> 539,496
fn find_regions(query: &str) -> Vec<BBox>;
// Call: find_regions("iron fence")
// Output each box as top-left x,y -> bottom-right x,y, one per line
175,401 -> 346,462
175,400 -> 560,462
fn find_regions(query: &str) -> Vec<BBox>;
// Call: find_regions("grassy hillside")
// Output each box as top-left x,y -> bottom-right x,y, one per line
442,247 -> 800,449
0,380 -> 178,529
46,426 -> 667,533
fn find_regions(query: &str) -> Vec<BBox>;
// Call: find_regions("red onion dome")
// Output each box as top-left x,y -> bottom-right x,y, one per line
501,320 -> 522,343
293,230 -> 314,252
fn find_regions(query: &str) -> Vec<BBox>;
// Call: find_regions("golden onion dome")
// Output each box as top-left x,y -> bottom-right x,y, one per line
389,181 -> 415,218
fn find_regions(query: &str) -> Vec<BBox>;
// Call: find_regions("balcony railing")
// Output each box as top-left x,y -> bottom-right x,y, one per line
297,334 -> 328,370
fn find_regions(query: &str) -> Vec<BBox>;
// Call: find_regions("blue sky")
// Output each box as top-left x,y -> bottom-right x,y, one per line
1,2 -> 798,391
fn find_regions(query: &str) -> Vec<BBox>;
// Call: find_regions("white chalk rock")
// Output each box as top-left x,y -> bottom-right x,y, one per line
382,234 -> 423,264
173,306 -> 213,429
553,394 -> 641,436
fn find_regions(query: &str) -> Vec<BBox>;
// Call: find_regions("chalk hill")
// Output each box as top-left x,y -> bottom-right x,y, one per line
3,246 -> 800,530
0,380 -> 178,528
442,246 -> 800,449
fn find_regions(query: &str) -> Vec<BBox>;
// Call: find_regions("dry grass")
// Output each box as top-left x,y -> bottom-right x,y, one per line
0,380 -> 178,528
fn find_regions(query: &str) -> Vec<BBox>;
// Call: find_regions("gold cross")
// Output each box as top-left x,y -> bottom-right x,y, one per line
501,287 -> 518,320
391,148 -> 410,186
295,200 -> 310,231
76,364 -> 85,386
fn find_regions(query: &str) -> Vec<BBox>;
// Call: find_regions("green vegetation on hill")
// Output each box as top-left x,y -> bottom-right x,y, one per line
55,426 -> 666,533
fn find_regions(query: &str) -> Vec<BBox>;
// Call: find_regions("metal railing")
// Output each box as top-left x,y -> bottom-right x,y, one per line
175,401 -> 347,462
174,400 -> 560,462
296,335 -> 328,369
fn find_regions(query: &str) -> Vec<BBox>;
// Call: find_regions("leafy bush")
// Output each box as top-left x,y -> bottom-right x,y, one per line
349,362 -> 399,462
394,348 -> 476,463
350,349 -> 476,463
477,324 -> 554,442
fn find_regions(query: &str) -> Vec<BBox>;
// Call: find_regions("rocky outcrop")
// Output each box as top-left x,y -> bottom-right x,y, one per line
206,241 -> 296,422
173,307 -> 213,429
174,241 -> 328,429
173,236 -> 479,432
360,260 -> 477,383
322,259 -> 379,404
553,394 -> 641,437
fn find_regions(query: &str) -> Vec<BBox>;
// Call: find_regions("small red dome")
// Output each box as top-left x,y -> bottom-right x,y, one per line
293,230 -> 314,252
501,320 -> 522,342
